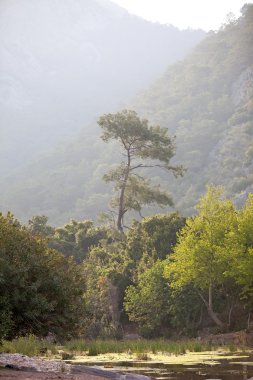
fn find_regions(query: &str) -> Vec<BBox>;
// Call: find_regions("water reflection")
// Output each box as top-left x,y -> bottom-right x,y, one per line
121,362 -> 253,379
75,358 -> 253,380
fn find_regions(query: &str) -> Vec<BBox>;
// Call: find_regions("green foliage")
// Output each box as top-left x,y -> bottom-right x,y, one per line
73,213 -> 185,338
168,285 -> 204,336
98,109 -> 183,230
122,189 -> 253,335
0,335 -> 56,356
0,213 -> 86,340
126,213 -> 185,262
166,187 -> 253,330
64,338 -> 216,355
28,215 -> 54,237
99,110 -> 179,167
110,175 -> 173,214
224,194 -> 253,303
83,237 -> 132,338
168,187 -> 236,289
124,261 -> 170,337
48,219 -> 109,262
167,187 -> 238,328
87,346 -> 99,356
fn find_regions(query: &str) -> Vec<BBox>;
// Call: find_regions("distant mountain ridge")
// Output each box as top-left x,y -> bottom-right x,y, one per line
6,2 -> 253,224
0,0 -> 204,177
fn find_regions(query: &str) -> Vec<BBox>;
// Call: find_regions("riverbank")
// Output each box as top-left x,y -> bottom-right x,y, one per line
0,353 -> 150,380
0,368 -> 108,380
1,349 -> 250,369
1,336 -> 253,379
1,350 -> 253,380
1,345 -> 253,380
1,335 -> 251,358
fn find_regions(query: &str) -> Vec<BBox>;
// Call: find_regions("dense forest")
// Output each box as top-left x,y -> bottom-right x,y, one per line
1,4 -> 253,343
1,186 -> 253,340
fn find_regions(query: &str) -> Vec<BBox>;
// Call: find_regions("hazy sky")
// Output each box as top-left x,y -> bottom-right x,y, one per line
111,0 -> 252,30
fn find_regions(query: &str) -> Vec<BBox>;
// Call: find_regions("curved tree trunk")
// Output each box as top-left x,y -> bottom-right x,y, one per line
197,286 -> 224,329
117,181 -> 127,231
117,148 -> 131,231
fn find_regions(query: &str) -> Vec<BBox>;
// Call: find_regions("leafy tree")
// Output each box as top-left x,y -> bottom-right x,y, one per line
168,285 -> 204,336
224,194 -> 253,313
167,187 -> 237,329
0,213 -> 86,340
124,261 -> 170,337
27,215 -> 54,237
126,212 -> 185,263
121,213 -> 185,336
98,109 -> 183,231
84,238 -> 132,338
49,219 -> 109,262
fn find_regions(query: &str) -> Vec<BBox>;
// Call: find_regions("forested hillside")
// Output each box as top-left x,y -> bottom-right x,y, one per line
0,0 -> 203,178
132,4 -> 253,215
1,4 -> 253,224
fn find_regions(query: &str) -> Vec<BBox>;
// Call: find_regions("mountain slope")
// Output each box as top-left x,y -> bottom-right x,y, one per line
132,4 -> 253,214
0,0 -> 204,177
2,4 -> 253,224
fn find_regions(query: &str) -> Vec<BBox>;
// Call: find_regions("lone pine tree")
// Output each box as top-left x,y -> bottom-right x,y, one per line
98,109 -> 183,231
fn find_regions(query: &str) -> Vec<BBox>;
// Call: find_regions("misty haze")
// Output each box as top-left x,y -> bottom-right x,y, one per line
1,4 -> 253,379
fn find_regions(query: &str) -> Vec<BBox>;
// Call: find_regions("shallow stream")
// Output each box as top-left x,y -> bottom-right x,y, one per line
71,354 -> 253,379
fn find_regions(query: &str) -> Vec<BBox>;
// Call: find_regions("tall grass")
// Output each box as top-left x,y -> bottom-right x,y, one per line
0,335 -> 57,356
64,338 -> 215,355
0,337 -> 224,357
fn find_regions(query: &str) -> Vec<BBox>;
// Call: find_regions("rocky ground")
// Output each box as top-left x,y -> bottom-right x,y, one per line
0,353 -> 71,373
0,369 -> 104,380
0,354 -> 102,379
0,354 -> 150,380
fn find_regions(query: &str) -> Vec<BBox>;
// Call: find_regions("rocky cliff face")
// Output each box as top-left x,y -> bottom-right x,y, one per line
232,66 -> 253,106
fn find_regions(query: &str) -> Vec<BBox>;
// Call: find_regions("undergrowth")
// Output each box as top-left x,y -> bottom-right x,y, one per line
0,336 -> 240,357
0,335 -> 57,356
64,339 -> 216,355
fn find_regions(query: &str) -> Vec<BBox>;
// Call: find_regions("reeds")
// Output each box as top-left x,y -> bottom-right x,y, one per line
64,338 -> 215,355
0,336 -> 228,357
0,335 -> 57,356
